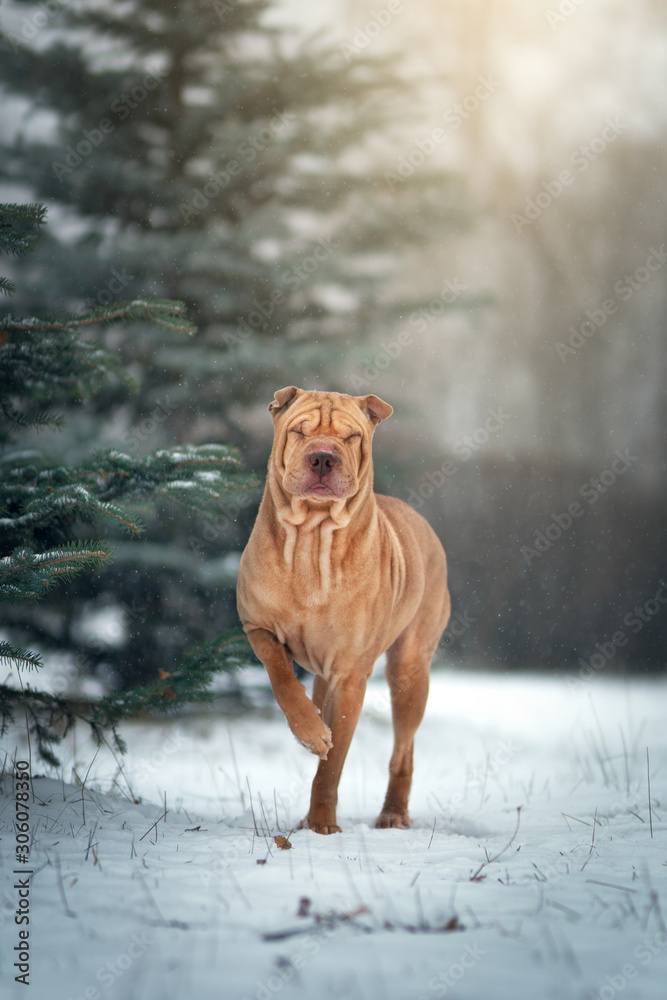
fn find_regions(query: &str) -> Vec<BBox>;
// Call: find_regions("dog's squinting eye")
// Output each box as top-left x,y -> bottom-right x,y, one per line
289,427 -> 306,436
344,433 -> 361,442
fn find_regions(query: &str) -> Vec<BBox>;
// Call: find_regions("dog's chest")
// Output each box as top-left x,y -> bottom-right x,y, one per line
273,602 -> 379,678
239,502 -> 415,676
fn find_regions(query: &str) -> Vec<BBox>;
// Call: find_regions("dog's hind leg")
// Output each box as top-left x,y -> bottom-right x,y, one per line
376,582 -> 449,828
375,634 -> 432,828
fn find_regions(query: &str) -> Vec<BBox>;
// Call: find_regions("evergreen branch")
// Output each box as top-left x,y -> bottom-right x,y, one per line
0,401 -> 65,432
92,630 -> 255,730
1,447 -> 255,544
33,546 -> 114,574
1,486 -> 143,538
156,477 -> 259,519
0,325 -> 136,409
0,641 -> 43,670
179,631 -> 254,674
152,446 -> 244,468
0,203 -> 47,225
2,299 -> 195,336
0,203 -> 46,258
0,630 -> 255,763
0,682 -> 78,765
0,544 -> 112,600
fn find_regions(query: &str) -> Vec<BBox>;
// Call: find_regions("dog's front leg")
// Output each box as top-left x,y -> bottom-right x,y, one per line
302,672 -> 368,834
246,628 -> 333,759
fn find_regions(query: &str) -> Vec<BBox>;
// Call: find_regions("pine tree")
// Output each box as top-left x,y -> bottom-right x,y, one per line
0,0 -> 465,350
0,0 -> 471,689
0,203 -> 255,763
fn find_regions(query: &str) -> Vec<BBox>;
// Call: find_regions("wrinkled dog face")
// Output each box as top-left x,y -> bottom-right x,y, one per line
269,388 -> 393,501
280,397 -> 367,500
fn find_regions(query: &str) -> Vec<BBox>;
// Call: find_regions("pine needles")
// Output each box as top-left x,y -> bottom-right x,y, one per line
0,202 -> 257,762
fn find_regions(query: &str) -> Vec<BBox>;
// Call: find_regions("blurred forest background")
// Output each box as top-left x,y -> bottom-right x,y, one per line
0,0 -> 665,708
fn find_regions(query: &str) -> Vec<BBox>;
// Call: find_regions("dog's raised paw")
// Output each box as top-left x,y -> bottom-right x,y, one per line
289,708 -> 333,759
296,727 -> 333,759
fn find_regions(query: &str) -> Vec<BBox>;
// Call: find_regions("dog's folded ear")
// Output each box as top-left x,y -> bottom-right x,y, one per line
356,394 -> 393,425
269,386 -> 300,417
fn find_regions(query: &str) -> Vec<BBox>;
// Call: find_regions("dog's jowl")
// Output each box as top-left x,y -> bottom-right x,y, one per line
237,387 -> 450,834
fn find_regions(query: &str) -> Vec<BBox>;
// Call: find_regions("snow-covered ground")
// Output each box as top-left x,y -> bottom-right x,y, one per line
1,667 -> 666,1000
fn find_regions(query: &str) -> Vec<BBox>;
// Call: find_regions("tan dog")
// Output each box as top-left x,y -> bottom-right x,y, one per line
237,387 -> 450,834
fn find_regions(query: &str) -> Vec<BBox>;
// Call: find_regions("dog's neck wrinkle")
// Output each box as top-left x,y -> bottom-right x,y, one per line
278,502 -> 344,600
270,481 -> 375,599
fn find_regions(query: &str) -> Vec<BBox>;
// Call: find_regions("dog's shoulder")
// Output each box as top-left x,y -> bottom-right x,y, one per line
375,493 -> 446,558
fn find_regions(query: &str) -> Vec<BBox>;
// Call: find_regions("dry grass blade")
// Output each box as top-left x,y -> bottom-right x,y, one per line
470,806 -> 522,881
646,747 -> 654,839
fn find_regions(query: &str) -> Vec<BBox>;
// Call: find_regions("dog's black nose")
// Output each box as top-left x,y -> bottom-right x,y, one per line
308,451 -> 338,477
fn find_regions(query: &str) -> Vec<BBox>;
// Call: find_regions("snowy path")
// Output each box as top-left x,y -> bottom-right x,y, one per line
1,668 -> 666,1000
